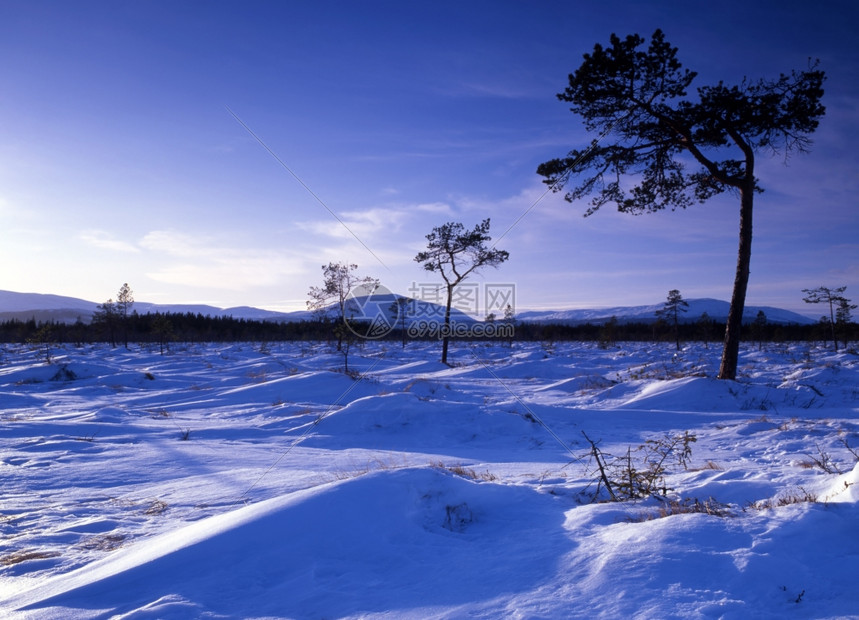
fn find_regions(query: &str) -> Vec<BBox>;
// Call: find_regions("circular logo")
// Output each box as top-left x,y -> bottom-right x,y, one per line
343,282 -> 400,339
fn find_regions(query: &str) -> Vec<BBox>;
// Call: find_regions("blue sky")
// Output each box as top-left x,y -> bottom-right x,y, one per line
2,1 -> 857,315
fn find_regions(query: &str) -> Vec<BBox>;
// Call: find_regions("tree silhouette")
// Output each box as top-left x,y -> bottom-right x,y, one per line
655,289 -> 689,351
752,310 -> 768,351
92,299 -> 118,347
151,313 -> 174,355
537,29 -> 825,379
116,283 -> 134,348
414,219 -> 508,364
803,286 -> 853,352
307,262 -> 379,359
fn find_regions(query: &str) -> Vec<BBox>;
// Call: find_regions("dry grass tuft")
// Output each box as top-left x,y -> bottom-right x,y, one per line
79,533 -> 126,551
431,461 -> 498,482
144,499 -> 169,515
629,497 -> 734,522
332,457 -> 409,480
746,488 -> 818,511
1,549 -> 61,566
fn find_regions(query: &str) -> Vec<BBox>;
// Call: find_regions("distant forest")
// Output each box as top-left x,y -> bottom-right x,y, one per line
0,311 -> 855,349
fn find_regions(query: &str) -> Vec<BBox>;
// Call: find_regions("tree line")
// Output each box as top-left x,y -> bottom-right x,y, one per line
3,312 -> 854,350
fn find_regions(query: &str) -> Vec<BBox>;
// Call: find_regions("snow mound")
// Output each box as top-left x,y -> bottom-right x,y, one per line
822,462 -> 859,503
613,376 -> 740,411
537,374 -> 617,394
304,392 -> 540,451
220,369 -> 383,406
4,468 -> 564,619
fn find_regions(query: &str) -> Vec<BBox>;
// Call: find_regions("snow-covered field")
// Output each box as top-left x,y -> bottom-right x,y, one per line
1,340 -> 857,619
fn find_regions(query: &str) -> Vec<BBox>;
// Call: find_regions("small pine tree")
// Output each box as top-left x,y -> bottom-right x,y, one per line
388,297 -> 413,349
803,286 -> 853,352
752,310 -> 768,351
696,312 -> 712,348
655,290 -> 689,351
835,296 -> 857,350
599,316 -> 618,348
92,299 -> 118,347
151,313 -> 174,355
307,262 -> 379,353
502,303 -> 516,347
308,262 -> 379,372
116,283 -> 134,348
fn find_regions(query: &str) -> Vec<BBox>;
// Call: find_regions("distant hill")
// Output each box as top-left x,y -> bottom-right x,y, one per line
0,291 -> 307,324
0,291 -> 99,324
0,290 -> 476,326
517,298 -> 815,326
0,291 -> 814,326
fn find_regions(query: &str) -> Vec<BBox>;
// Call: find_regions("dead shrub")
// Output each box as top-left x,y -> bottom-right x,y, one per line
1,549 -> 60,566
431,461 -> 498,482
629,497 -> 734,521
746,488 -> 818,511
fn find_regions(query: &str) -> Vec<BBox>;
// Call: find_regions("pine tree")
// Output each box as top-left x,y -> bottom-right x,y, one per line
537,30 -> 825,379
655,290 -> 689,351
752,310 -> 768,351
116,283 -> 134,348
92,299 -> 118,347
307,263 -> 379,370
803,286 -> 853,352
414,219 -> 508,364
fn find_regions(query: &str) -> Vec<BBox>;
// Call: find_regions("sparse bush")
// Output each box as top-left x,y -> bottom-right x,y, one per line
431,461 -> 497,481
746,487 -> 818,511
690,460 -> 723,471
331,457 -> 409,480
629,497 -> 733,521
840,436 -> 859,462
805,443 -> 842,474
0,549 -> 61,566
581,431 -> 697,502
79,533 -> 126,551
144,499 -> 168,515
27,324 -> 55,363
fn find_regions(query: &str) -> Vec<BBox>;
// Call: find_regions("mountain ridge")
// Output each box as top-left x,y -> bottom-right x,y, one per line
517,298 -> 815,326
0,290 -> 816,325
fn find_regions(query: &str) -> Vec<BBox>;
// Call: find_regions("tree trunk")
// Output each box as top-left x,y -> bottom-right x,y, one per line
827,299 -> 838,352
718,185 -> 754,380
441,285 -> 453,365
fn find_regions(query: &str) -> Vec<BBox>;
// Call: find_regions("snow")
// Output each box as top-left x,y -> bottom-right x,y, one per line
1,340 -> 857,619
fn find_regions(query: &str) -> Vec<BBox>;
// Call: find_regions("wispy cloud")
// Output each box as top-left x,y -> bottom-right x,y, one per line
139,230 -> 205,257
139,229 -> 306,290
446,79 -> 545,100
298,203 -> 453,241
80,230 -> 140,253
414,202 -> 454,215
